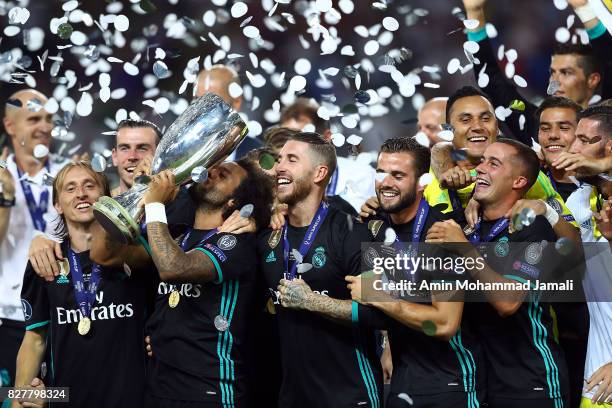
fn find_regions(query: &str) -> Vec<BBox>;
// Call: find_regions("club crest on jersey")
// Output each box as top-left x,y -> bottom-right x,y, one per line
21,299 -> 32,320
265,250 -> 277,263
217,235 -> 237,250
495,236 -> 509,257
268,229 -> 282,249
364,247 -> 379,268
312,246 -> 327,268
524,242 -> 543,265
368,220 -> 384,238
546,197 -> 563,215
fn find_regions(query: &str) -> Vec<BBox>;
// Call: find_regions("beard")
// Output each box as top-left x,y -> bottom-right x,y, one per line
190,182 -> 229,210
376,185 -> 417,214
278,174 -> 311,205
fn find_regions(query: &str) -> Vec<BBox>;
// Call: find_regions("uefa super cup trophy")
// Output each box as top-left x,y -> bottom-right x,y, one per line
93,93 -> 248,244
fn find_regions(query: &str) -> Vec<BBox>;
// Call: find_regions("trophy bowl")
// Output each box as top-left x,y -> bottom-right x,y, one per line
93,93 -> 248,244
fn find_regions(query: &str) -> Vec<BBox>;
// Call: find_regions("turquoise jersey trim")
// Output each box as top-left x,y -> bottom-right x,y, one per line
467,27 -> 487,42
25,320 -> 49,331
195,247 -> 223,284
587,21 -> 606,40
351,301 -> 359,324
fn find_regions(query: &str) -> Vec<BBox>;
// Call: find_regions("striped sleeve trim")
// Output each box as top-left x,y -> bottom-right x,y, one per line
195,247 -> 223,284
26,320 -> 50,331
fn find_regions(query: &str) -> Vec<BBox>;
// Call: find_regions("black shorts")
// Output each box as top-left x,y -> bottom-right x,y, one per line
386,391 -> 484,408
0,319 -> 24,387
145,394 -> 249,408
487,396 -> 568,408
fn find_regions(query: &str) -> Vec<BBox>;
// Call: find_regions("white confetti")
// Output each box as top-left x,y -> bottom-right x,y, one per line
243,26 -> 260,39
553,0 -> 568,10
505,49 -> 517,63
114,14 -> 130,32
504,62 -> 515,79
317,106 -> 330,121
382,17 -> 399,32
315,0 -> 333,13
383,228 -> 397,246
331,133 -> 345,147
513,75 -> 528,88
354,25 -> 369,38
33,144 -> 49,159
346,134 -> 362,145
447,58 -> 461,74
203,10 -> 216,27
228,82 -> 244,98
288,75 -> 307,92
294,58 -> 312,75
519,114 -> 526,131
414,131 -> 430,147
155,97 -> 170,114
231,2 -> 248,18
437,130 -> 454,142
364,40 -> 380,56
555,27 -> 570,43
4,26 -> 20,37
463,19 -> 480,30
463,40 -> 480,54
62,0 -> 79,12
419,173 -> 434,187
123,62 -> 139,76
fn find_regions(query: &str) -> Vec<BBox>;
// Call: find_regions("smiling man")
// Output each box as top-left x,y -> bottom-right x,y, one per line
461,0 -> 610,144
0,89 -> 69,393
426,139 -> 577,408
110,119 -> 161,197
258,132 -> 391,408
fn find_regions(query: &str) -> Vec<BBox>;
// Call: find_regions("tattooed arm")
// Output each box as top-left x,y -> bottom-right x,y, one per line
430,142 -> 455,179
278,278 -> 352,321
146,221 -> 218,284
90,222 -> 149,269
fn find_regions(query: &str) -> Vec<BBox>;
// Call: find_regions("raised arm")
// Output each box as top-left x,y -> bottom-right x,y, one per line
463,0 -> 538,144
0,152 -> 15,245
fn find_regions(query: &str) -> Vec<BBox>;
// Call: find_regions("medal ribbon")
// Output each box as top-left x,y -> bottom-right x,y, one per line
17,162 -> 50,232
68,248 -> 102,319
283,201 -> 330,280
392,198 -> 429,281
468,215 -> 509,243
180,228 -> 219,250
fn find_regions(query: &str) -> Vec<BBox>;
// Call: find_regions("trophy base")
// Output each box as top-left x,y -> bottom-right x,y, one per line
93,196 -> 141,245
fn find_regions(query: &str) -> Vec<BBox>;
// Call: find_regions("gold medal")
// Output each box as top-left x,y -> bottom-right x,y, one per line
78,317 -> 91,336
168,291 -> 180,308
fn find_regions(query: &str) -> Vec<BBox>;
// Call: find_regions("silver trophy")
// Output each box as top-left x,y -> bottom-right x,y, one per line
93,93 -> 248,244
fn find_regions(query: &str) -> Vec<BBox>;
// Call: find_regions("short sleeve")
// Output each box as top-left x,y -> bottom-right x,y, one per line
195,233 -> 257,283
21,263 -> 50,331
526,172 -> 577,226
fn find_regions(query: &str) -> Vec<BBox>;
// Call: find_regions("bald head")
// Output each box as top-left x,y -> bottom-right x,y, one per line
4,89 -> 48,120
3,89 -> 53,158
194,65 -> 242,111
417,97 -> 447,146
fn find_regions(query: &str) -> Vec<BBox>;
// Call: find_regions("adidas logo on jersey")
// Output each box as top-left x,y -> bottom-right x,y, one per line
266,251 -> 276,263
56,275 -> 69,284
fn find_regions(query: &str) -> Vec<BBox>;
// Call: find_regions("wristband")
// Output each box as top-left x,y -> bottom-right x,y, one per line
544,202 -> 560,227
145,202 -> 167,224
0,194 -> 15,207
574,4 -> 597,23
